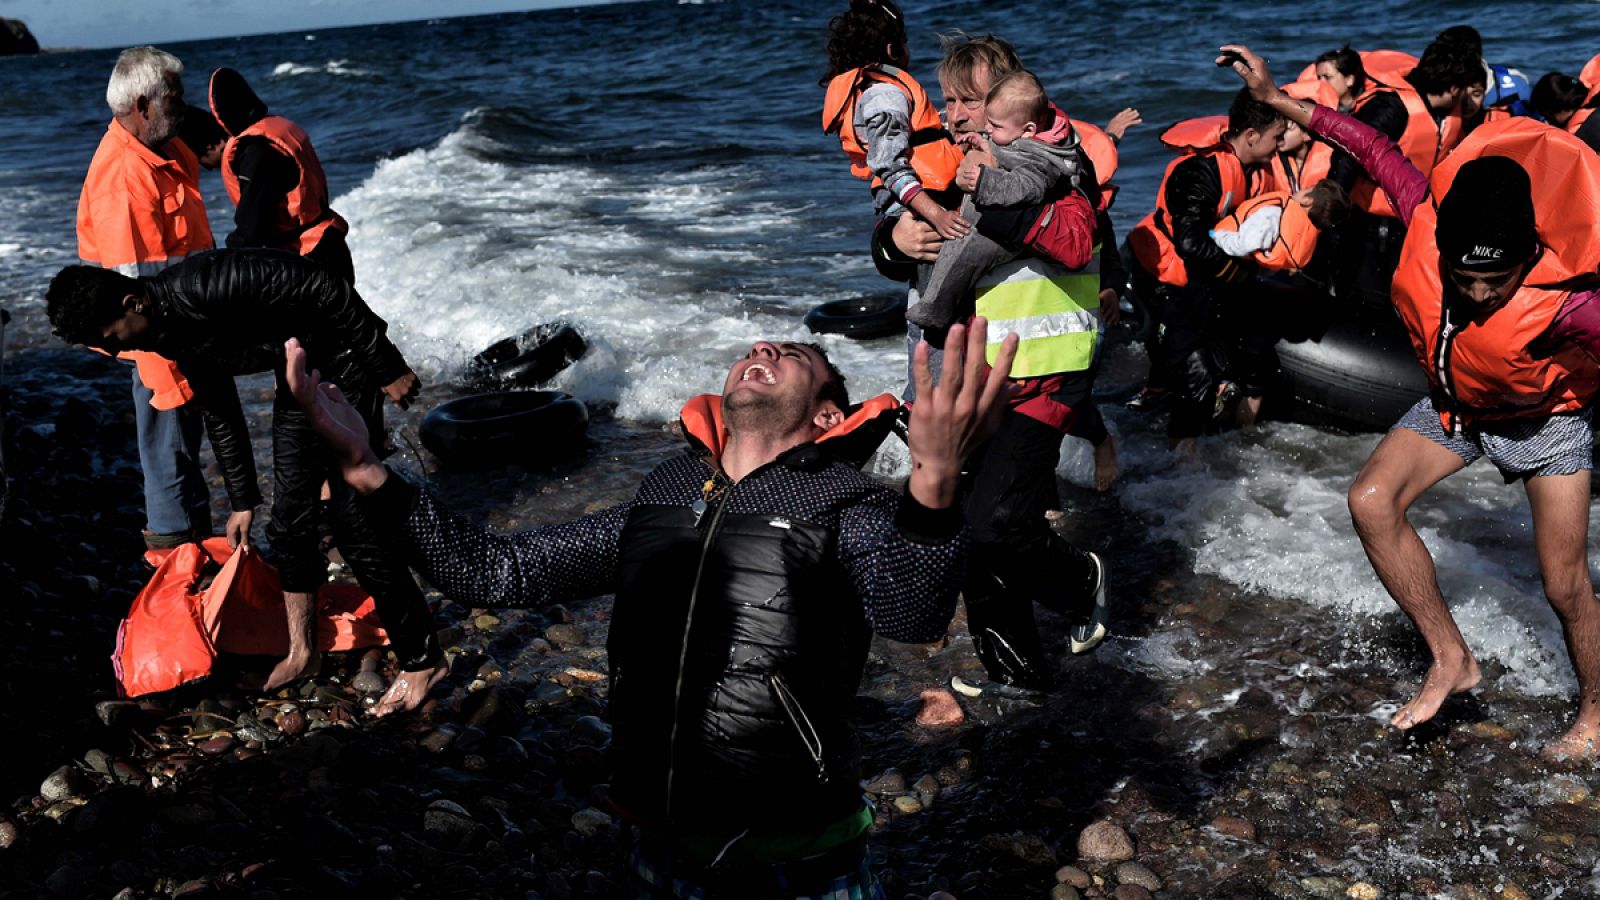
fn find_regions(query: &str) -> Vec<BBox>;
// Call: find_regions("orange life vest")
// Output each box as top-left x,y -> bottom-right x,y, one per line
1350,77 -> 1447,218
1390,118 -> 1600,430
822,64 -> 963,192
220,116 -> 348,257
76,121 -> 215,410
116,538 -> 389,698
1579,53 -> 1600,105
1569,106 -> 1596,136
1212,191 -> 1322,273
1127,117 -> 1272,287
678,392 -> 901,468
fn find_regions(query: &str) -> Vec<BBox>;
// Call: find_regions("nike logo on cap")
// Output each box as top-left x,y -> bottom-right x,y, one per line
1461,244 -> 1505,265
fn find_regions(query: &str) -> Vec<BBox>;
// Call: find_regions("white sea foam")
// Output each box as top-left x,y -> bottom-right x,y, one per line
270,59 -> 371,78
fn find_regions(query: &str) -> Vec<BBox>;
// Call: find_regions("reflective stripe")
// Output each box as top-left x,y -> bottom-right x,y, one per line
975,247 -> 1101,378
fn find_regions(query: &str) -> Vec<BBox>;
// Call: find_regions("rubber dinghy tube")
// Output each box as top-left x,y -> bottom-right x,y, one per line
1273,306 -> 1428,432
803,295 -> 908,340
420,391 -> 589,469
468,323 -> 587,389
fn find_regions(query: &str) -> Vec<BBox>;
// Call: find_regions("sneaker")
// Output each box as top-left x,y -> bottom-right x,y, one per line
1125,387 -> 1170,411
1069,552 -> 1110,655
949,675 -> 1044,706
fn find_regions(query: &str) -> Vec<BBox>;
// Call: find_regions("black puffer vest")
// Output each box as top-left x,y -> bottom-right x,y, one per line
604,394 -> 902,832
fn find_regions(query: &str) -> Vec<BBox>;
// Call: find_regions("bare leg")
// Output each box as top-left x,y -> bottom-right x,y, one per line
1236,395 -> 1263,428
264,590 -> 322,691
1525,471 -> 1600,761
1347,428 -> 1477,730
1093,434 -> 1119,492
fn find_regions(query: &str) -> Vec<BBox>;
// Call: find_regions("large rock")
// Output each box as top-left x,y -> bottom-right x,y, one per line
1077,819 -> 1135,862
0,18 -> 39,56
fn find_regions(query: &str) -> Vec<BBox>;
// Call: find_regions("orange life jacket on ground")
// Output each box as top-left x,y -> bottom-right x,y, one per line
1212,191 -> 1322,273
1390,118 -> 1600,431
76,121 -> 215,409
1127,116 -> 1272,287
117,538 -> 389,698
220,116 -> 348,256
822,64 -> 963,192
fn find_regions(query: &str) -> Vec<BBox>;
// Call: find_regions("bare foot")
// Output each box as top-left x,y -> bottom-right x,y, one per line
1172,437 -> 1198,463
370,661 -> 449,718
1391,655 -> 1481,730
263,648 -> 322,693
1093,434 -> 1119,492
1541,720 -> 1600,763
1236,395 -> 1263,428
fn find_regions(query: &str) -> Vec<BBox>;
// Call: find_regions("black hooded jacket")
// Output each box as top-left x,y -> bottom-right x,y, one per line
142,249 -> 409,510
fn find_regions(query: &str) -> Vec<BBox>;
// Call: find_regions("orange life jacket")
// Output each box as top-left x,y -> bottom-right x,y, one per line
1274,79 -> 1336,191
76,121 -> 215,410
1350,77 -> 1447,218
1390,118 -> 1600,431
1569,106 -> 1596,136
1212,191 -> 1322,273
679,392 -> 901,464
1127,117 -> 1272,287
822,64 -> 963,192
219,116 -> 348,257
116,538 -> 389,698
1579,53 -> 1600,105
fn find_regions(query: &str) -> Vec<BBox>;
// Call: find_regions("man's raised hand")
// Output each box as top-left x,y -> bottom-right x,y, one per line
905,318 -> 1018,509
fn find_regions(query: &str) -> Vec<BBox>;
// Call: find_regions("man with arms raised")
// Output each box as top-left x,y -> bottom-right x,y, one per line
286,322 -> 1016,894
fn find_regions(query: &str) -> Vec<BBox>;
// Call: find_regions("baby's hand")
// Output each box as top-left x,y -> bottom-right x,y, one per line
927,206 -> 971,240
955,159 -> 983,193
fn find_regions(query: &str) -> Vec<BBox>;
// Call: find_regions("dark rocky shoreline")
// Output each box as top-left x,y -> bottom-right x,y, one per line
3,349 -> 1599,899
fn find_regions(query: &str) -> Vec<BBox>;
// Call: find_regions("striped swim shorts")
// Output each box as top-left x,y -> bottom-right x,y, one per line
1396,397 -> 1594,483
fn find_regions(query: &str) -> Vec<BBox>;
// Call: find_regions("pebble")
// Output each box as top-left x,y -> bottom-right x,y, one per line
1056,866 -> 1091,888
544,624 -> 585,648
84,748 -> 115,775
1077,820 -> 1134,862
420,725 -> 460,754
571,716 -> 612,747
1210,815 -> 1256,841
981,831 -> 1056,866
199,735 -> 236,756
423,799 -> 475,839
863,768 -> 906,795
892,795 -> 923,814
351,670 -> 388,694
1345,883 -> 1381,900
0,817 -> 18,849
275,709 -> 307,737
473,614 -> 501,630
94,700 -> 143,729
1049,885 -> 1081,900
1111,886 -> 1153,900
570,807 -> 612,837
41,765 -> 87,802
1115,862 -> 1162,891
916,689 -> 964,727
1536,774 -> 1590,804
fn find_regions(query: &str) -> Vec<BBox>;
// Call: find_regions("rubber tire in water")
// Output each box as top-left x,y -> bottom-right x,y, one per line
420,391 -> 589,468
803,295 -> 908,341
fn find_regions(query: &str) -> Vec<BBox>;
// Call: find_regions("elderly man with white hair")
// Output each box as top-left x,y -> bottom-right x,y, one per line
77,46 -> 218,551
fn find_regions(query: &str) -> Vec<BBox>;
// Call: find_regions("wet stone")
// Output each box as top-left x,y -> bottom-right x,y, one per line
84,748 -> 115,775
351,670 -> 387,694
1056,866 -> 1091,888
1210,815 -> 1256,842
41,765 -> 88,802
1341,783 -> 1394,823
423,799 -> 475,839
571,807 -> 612,837
1049,885 -> 1082,900
1115,862 -> 1162,891
571,716 -> 612,747
531,681 -> 570,706
487,736 -> 528,767
455,726 -> 488,755
981,831 -> 1056,867
0,817 -> 19,849
95,701 -> 143,729
199,735 -> 236,756
863,768 -> 906,796
544,624 -> 585,648
1111,886 -> 1153,900
421,725 -> 460,754
111,760 -> 146,786
916,689 -> 964,727
1078,820 -> 1135,862
892,795 -> 923,815
473,614 -> 501,630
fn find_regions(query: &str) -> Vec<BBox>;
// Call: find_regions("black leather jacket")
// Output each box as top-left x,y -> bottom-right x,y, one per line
142,248 -> 409,510
365,424 -> 966,835
1158,153 -> 1259,285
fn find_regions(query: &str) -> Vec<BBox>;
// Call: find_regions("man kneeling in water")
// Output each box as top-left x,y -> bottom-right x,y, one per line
284,321 -> 1016,894
1225,43 -> 1600,762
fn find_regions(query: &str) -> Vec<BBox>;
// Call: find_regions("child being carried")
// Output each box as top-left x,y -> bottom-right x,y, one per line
909,70 -> 1083,330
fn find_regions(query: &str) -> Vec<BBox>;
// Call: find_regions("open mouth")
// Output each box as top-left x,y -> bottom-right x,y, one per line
741,363 -> 776,385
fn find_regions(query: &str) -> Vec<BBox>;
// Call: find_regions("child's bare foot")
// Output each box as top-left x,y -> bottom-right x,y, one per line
1391,654 -> 1481,730
1541,720 -> 1600,763
1093,435 -> 1119,492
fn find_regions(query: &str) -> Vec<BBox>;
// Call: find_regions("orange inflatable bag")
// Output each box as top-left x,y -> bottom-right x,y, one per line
114,538 -> 390,697
1580,53 -> 1600,105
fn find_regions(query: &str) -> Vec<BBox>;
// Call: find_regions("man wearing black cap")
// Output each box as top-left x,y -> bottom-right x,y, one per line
1225,45 -> 1600,762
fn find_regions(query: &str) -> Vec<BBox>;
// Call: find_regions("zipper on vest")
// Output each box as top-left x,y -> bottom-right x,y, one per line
769,672 -> 828,782
1434,305 -> 1463,435
664,483 -> 730,819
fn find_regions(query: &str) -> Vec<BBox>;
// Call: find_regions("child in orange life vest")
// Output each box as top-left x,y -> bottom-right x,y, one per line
908,70 -> 1083,330
820,0 -> 968,237
1209,181 -> 1350,273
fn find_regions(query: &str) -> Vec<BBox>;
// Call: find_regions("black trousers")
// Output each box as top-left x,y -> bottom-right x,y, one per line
265,376 -> 437,668
960,409 -> 1097,689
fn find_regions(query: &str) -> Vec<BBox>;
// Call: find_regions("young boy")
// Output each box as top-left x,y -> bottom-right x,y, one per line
908,70 -> 1084,329
1210,180 -> 1351,273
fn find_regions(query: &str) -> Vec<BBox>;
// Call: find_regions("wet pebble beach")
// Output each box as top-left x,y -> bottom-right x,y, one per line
3,351 -> 1598,899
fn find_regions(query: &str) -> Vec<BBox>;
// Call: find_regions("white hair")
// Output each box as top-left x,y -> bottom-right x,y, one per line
105,46 -> 183,116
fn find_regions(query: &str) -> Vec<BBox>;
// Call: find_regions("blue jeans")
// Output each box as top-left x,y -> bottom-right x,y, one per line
131,366 -> 209,537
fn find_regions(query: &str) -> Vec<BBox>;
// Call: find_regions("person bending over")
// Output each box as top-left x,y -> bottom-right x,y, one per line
286,320 -> 1016,896
1225,43 -> 1600,762
46,250 -> 432,707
